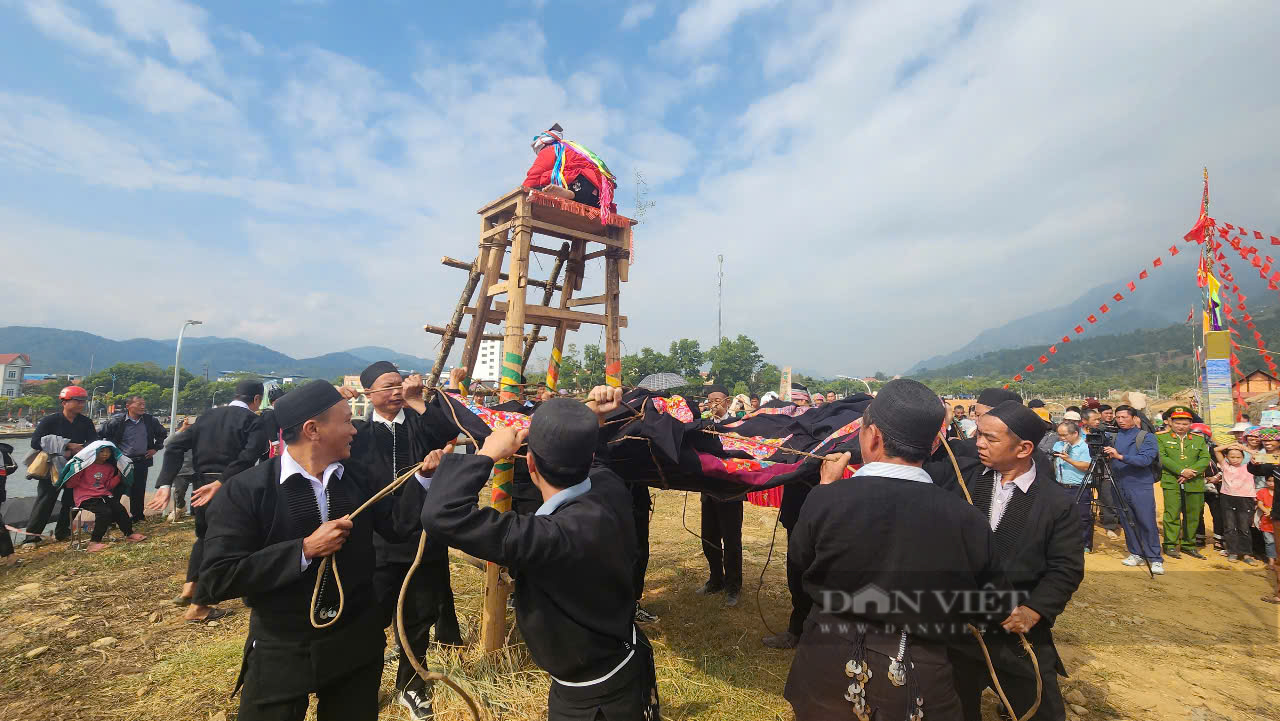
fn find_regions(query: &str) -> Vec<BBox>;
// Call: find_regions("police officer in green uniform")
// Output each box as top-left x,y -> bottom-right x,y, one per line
1157,406 -> 1211,559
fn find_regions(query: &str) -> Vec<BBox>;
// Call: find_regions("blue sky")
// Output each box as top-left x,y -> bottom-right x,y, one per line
2,0 -> 1279,375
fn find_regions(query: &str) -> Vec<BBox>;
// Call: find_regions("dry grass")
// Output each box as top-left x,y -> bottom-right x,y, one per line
1,495 -> 1278,720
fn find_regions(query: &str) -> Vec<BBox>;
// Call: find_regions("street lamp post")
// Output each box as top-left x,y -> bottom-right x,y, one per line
89,386 -> 104,418
836,374 -> 874,395
170,320 -> 203,430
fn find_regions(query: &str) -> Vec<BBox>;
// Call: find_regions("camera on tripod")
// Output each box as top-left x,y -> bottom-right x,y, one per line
1085,429 -> 1115,458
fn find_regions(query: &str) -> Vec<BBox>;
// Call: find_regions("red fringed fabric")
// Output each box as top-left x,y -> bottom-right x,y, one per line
526,189 -> 634,229
747,486 -> 784,508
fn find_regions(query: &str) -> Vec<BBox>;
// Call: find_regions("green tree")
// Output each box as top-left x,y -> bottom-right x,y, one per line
667,339 -> 704,378
752,362 -> 782,395
14,395 -> 55,418
622,347 -> 682,386
83,362 -> 194,396
579,345 -> 606,389
873,371 -> 888,381
705,334 -> 764,390
127,381 -> 166,410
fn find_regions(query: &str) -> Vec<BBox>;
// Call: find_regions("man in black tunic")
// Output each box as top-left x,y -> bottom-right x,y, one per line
423,387 -> 660,720
698,384 -> 743,606
349,360 -> 458,719
24,385 -> 98,542
149,379 -> 267,622
200,380 -> 441,721
784,379 -> 1005,721
944,401 -> 1084,721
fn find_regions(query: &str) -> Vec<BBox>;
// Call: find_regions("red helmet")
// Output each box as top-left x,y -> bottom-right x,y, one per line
1189,423 -> 1211,437
58,385 -> 89,401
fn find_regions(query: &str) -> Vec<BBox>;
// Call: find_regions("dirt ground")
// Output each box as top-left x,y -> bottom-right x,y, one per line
0,493 -> 1277,721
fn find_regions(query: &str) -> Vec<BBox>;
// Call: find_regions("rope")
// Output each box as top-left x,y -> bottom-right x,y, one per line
938,432 -> 1042,721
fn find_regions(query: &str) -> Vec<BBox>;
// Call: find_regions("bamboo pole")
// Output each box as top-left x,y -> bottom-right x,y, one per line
604,253 -> 622,388
546,240 -> 584,392
428,259 -> 482,387
423,324 -> 544,343
521,241 -> 569,371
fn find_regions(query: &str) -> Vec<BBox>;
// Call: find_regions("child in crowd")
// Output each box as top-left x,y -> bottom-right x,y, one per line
1259,477 -> 1278,604
65,446 -> 146,552
1218,447 -> 1258,563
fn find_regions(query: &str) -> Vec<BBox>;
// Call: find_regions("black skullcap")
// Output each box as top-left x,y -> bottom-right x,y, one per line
274,379 -> 345,431
977,387 -> 1021,408
360,360 -> 399,390
985,400 -> 1047,443
791,382 -> 808,392
234,378 -> 265,400
528,398 -> 599,479
864,378 -> 946,453
267,386 -> 286,403
706,384 -> 729,397
1028,399 -> 1046,408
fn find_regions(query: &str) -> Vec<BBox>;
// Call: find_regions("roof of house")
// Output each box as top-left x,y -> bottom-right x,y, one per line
1238,368 -> 1280,383
0,353 -> 31,366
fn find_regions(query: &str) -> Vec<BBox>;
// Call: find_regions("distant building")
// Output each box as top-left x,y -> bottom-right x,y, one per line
0,354 -> 32,398
475,339 -> 501,384
338,375 -> 371,419
1234,369 -> 1280,399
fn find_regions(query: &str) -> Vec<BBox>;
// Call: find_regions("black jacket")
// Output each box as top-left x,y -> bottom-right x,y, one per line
30,412 -> 98,454
155,404 -> 266,487
98,412 -> 168,466
422,453 -> 637,685
349,405 -> 456,565
947,454 -> 1085,676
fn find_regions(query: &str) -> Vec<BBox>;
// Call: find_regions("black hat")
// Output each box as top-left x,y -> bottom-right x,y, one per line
977,387 -> 1020,408
235,378 -> 265,400
527,398 -> 598,479
985,400 -> 1048,443
275,379 -> 345,431
1028,399 -> 1046,408
267,386 -> 286,403
360,361 -> 399,390
706,384 -> 729,397
864,378 -> 946,454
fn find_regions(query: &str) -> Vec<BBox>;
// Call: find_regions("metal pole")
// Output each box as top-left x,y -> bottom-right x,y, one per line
717,254 -> 724,342
169,320 -> 202,521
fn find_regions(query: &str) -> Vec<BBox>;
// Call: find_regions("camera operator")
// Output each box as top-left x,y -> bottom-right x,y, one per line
1102,406 -> 1163,574
1082,409 -> 1122,538
1051,421 -> 1094,551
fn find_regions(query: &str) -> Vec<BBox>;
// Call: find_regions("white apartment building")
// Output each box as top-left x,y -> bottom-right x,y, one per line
0,354 -> 31,398
474,339 -> 501,384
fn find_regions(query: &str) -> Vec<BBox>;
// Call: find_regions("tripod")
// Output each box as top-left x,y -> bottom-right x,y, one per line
1074,451 -> 1155,578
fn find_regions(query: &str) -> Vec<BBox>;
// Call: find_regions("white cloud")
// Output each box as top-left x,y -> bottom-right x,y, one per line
132,58 -> 233,115
620,2 -> 656,30
665,0 -> 779,55
22,0 -> 134,67
96,0 -> 215,64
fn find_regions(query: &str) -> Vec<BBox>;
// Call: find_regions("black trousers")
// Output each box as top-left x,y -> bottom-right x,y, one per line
1222,495 -> 1257,557
374,560 -> 443,695
26,477 -> 73,540
237,657 -> 382,721
80,495 -> 132,541
1060,483 -> 1094,550
0,507 -> 14,557
952,649 -> 1065,721
700,494 -> 743,592
186,475 -> 216,605
126,462 -> 149,522
631,484 -> 651,600
1096,482 -> 1122,531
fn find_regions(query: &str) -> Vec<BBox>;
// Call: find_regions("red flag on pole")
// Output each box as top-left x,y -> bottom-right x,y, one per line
1186,307 -> 1194,322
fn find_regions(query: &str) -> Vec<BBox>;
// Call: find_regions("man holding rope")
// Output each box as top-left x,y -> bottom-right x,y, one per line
423,387 -> 660,720
198,379 -> 449,721
943,401 -> 1084,721
349,360 -> 460,720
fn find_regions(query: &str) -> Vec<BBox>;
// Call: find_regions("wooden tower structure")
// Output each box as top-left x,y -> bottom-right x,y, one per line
425,186 -> 634,651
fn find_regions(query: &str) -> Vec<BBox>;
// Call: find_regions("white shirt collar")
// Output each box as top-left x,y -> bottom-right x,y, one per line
229,400 -> 251,410
992,461 -> 1037,493
535,477 -> 592,515
372,408 -> 406,426
278,447 -> 344,486
852,461 -> 933,484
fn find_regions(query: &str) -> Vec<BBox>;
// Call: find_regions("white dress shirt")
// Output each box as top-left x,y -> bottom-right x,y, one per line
281,448 -> 345,571
370,408 -> 406,427
988,462 -> 1036,531
853,461 -> 933,484
229,399 -> 251,410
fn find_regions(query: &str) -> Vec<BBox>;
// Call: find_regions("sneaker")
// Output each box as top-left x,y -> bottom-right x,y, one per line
398,688 -> 434,720
1151,561 -> 1165,575
695,581 -> 724,595
1105,529 -> 1120,540
634,606 -> 659,624
724,590 -> 740,607
1122,554 -> 1142,566
762,631 -> 799,649
1228,554 -> 1239,562
1242,556 -> 1255,565
1218,549 -> 1229,556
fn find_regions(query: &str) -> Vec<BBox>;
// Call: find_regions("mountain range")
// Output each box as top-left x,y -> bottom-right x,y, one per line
0,327 -> 435,380
909,255 -> 1277,373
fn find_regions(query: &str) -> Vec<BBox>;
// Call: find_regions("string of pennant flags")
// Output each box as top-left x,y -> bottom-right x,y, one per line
1002,213 -> 1277,390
